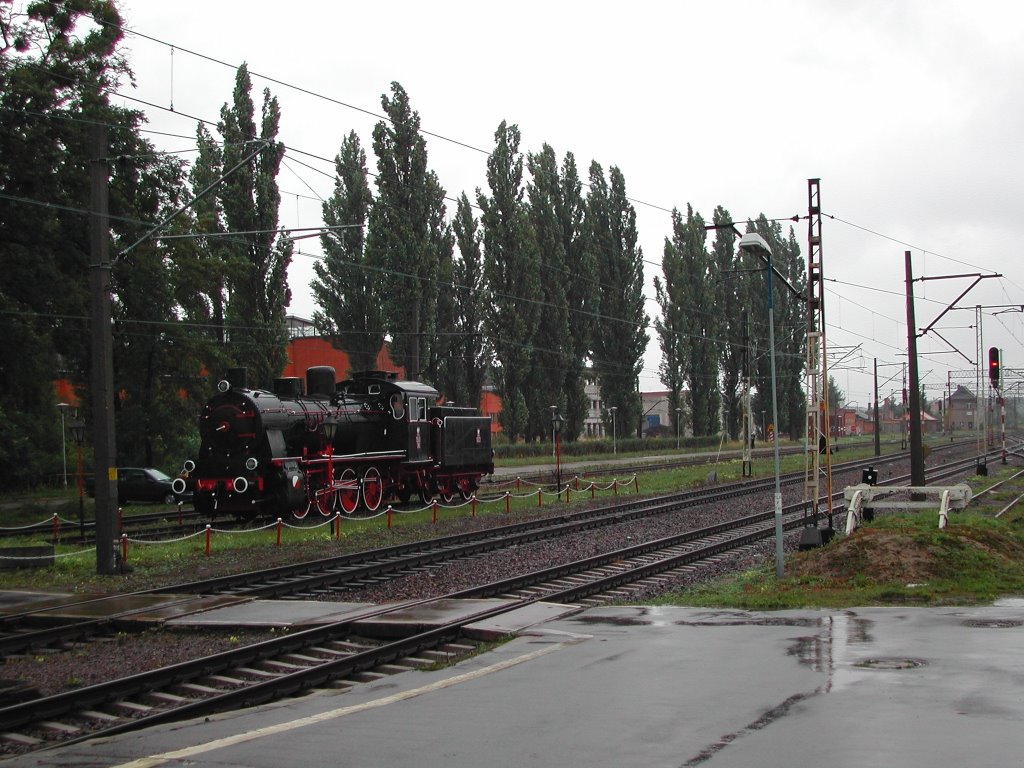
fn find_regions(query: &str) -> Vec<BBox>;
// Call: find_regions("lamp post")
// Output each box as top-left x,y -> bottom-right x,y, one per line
675,407 -> 681,450
551,409 -> 564,490
610,406 -> 618,454
322,418 -> 337,514
57,403 -> 70,487
550,405 -> 557,457
69,419 -> 86,539
739,233 -> 784,579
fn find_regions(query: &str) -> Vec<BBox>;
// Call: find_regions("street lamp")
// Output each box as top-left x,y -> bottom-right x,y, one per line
551,408 -> 564,490
675,407 -> 681,450
69,419 -> 86,539
610,406 -> 618,454
57,403 -> 70,487
739,232 -> 784,579
550,405 -> 557,457
322,418 -> 337,515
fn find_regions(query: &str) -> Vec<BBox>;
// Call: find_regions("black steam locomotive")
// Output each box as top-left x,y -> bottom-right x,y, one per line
177,367 -> 494,519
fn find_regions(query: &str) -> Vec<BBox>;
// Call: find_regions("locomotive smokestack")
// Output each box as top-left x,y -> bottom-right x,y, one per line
226,368 -> 248,390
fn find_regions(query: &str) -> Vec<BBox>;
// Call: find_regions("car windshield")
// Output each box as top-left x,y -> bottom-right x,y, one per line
148,469 -> 173,481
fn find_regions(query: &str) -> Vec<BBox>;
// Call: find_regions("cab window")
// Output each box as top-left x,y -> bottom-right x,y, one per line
390,393 -> 405,420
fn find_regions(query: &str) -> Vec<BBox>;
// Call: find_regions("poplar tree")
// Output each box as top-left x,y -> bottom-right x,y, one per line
479,121 -> 539,442
712,207 -> 746,439
747,216 -> 806,438
216,63 -> 292,389
449,192 -> 489,409
660,205 -> 721,436
526,144 -> 570,441
311,131 -> 382,375
654,234 -> 688,437
588,164 -> 648,439
180,124 -> 233,350
365,82 -> 451,383
557,152 -> 592,441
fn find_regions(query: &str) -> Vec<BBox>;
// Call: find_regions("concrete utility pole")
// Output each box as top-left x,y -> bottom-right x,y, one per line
904,251 -> 926,489
873,359 -> 881,457
741,310 -> 753,477
90,125 -> 117,575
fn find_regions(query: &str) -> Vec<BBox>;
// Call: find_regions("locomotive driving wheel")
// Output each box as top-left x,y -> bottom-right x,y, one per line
439,480 -> 456,505
338,468 -> 359,514
418,483 -> 434,505
317,487 -> 335,517
362,466 -> 383,512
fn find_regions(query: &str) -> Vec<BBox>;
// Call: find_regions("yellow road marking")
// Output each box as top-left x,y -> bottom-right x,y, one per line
114,641 -> 568,768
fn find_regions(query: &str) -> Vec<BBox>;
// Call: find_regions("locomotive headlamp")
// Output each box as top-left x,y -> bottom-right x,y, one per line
183,459 -> 196,473
323,419 -> 337,442
233,477 -> 249,494
217,379 -> 231,393
245,457 -> 258,471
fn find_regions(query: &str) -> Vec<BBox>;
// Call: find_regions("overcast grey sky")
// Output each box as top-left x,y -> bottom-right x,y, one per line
116,0 -> 1024,403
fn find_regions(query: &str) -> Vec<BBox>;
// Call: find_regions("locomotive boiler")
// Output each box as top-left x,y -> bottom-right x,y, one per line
179,367 -> 494,519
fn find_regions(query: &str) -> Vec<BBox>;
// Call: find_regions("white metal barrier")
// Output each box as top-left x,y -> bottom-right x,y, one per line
843,483 -> 973,534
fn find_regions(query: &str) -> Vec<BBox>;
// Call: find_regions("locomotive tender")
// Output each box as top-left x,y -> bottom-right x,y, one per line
180,367 -> 494,519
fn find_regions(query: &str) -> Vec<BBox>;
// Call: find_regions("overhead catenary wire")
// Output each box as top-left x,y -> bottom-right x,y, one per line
14,6 -> 1021,401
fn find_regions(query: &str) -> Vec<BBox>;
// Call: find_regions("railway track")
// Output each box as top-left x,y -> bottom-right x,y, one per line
0,445 -> 925,657
0,450 -> 996,752
0,437 -> 912,545
0,442 -> 976,659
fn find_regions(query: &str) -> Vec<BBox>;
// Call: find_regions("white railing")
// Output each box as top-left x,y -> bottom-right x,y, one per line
843,483 -> 972,534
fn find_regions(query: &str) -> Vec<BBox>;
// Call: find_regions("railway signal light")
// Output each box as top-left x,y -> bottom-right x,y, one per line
988,347 -> 1001,388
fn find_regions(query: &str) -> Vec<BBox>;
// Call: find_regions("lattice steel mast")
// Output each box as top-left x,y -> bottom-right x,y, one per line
805,179 -> 834,539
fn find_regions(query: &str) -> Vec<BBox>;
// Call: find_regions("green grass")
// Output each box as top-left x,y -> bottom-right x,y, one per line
0,436 -> 958,595
651,463 -> 1024,610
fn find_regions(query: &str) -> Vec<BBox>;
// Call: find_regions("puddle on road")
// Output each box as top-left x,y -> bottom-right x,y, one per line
854,657 -> 927,669
676,616 -> 821,628
569,606 -> 680,628
570,614 -> 652,627
961,618 -> 1023,628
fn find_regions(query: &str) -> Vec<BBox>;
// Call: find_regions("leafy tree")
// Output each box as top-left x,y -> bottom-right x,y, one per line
827,375 -> 845,409
0,0 -> 129,484
478,121 -> 539,442
776,227 -> 807,437
216,63 -> 292,389
448,192 -> 489,409
663,205 -> 721,436
179,124 -> 231,349
525,144 -> 570,441
588,163 -> 648,438
712,207 -> 746,439
365,81 -> 451,383
311,130 -> 382,375
108,132 -> 213,468
654,235 -> 687,437
556,152 -> 591,441
0,1 -> 208,477
746,216 -> 806,439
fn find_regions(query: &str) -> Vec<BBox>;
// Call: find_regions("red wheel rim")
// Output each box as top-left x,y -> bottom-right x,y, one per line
338,468 -> 359,514
363,466 -> 383,511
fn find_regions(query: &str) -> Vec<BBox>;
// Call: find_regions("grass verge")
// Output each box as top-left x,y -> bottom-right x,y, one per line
651,462 -> 1024,609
